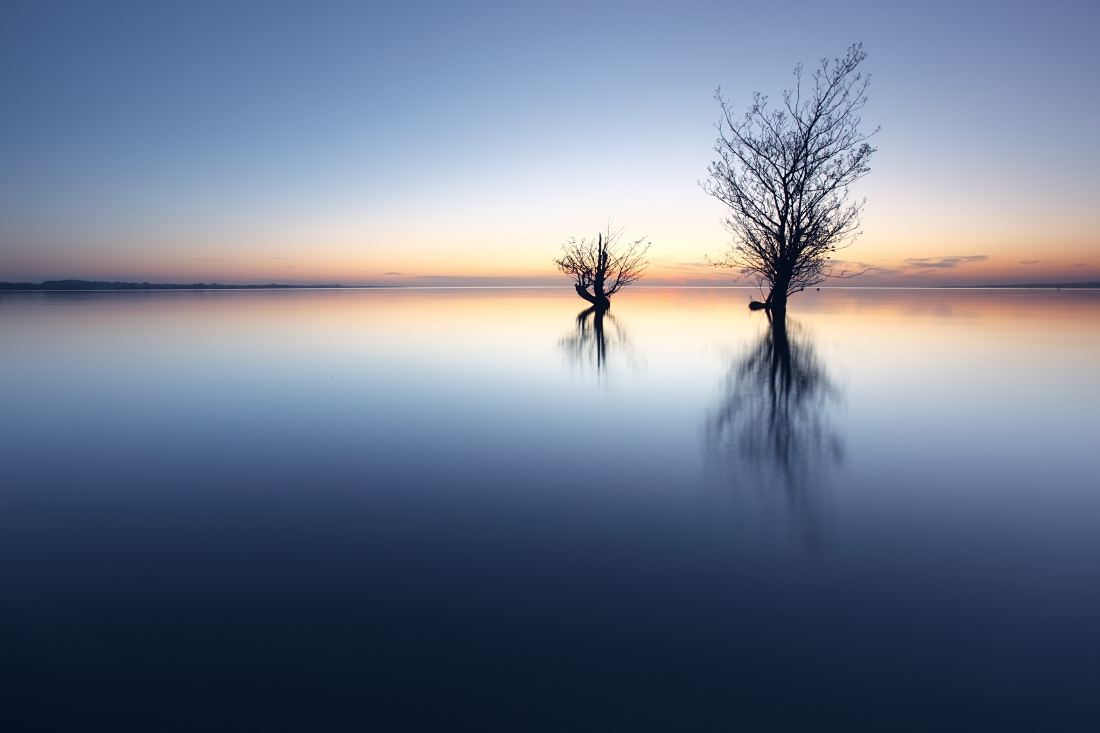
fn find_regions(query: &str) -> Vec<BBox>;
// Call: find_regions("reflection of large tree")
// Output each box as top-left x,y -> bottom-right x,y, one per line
708,313 -> 843,521
559,306 -> 634,378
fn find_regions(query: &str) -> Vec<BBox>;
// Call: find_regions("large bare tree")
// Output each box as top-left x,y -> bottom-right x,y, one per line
554,225 -> 649,309
703,44 -> 877,311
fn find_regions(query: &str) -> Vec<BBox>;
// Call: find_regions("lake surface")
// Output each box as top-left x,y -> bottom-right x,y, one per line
1,287 -> 1098,731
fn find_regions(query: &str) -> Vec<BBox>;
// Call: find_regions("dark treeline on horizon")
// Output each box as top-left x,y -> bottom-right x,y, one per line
956,282 -> 1100,289
0,280 -> 381,291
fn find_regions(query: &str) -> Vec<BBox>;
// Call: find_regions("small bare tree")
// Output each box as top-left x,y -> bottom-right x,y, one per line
703,43 -> 877,311
554,225 -> 649,309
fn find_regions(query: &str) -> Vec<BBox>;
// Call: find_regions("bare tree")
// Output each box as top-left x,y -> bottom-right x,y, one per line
703,43 -> 878,311
554,225 -> 649,309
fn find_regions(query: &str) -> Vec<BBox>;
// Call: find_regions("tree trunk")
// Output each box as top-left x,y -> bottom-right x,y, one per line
766,288 -> 788,312
765,267 -> 790,312
765,283 -> 788,312
593,273 -> 611,308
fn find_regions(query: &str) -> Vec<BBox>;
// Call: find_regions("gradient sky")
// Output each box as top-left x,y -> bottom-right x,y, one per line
1,0 -> 1097,286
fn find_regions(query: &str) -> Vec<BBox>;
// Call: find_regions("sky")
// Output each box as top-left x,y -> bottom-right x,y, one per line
1,0 -> 1097,286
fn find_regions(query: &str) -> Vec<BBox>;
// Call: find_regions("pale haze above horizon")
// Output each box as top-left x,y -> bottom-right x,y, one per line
1,0 -> 1097,287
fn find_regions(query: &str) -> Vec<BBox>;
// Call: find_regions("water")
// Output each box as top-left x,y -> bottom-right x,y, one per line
1,287 -> 1098,731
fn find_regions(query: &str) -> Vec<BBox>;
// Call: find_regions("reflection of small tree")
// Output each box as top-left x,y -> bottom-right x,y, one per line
703,44 -> 877,312
708,313 -> 843,542
554,225 -> 649,309
559,306 -> 634,379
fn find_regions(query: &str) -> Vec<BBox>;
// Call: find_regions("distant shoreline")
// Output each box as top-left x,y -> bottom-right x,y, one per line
945,282 -> 1100,289
0,280 -> 391,291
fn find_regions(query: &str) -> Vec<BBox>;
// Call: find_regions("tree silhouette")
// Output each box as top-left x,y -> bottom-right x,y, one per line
703,44 -> 877,311
554,225 -> 649,309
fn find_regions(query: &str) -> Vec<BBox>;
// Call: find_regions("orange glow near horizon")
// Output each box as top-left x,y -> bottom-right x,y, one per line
4,235 -> 1097,287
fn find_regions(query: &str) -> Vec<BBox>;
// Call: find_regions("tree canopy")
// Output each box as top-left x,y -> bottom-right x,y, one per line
704,43 -> 877,310
554,225 -> 649,309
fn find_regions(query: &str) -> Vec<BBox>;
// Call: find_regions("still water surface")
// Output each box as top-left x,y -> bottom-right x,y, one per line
1,287 -> 1098,730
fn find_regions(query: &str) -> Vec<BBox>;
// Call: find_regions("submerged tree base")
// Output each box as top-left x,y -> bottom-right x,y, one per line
576,285 -> 611,310
749,300 -> 786,312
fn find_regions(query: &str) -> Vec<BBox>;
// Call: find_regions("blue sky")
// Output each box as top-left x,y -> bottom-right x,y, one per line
1,0 -> 1097,284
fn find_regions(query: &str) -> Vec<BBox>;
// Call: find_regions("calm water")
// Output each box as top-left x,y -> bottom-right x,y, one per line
1,287 -> 1098,731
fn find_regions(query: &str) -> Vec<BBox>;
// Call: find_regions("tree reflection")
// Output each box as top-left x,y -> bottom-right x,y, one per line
559,306 -> 635,379
708,312 -> 843,541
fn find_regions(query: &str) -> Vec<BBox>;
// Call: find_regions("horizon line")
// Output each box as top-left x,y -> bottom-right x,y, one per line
3,279 -> 1099,292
